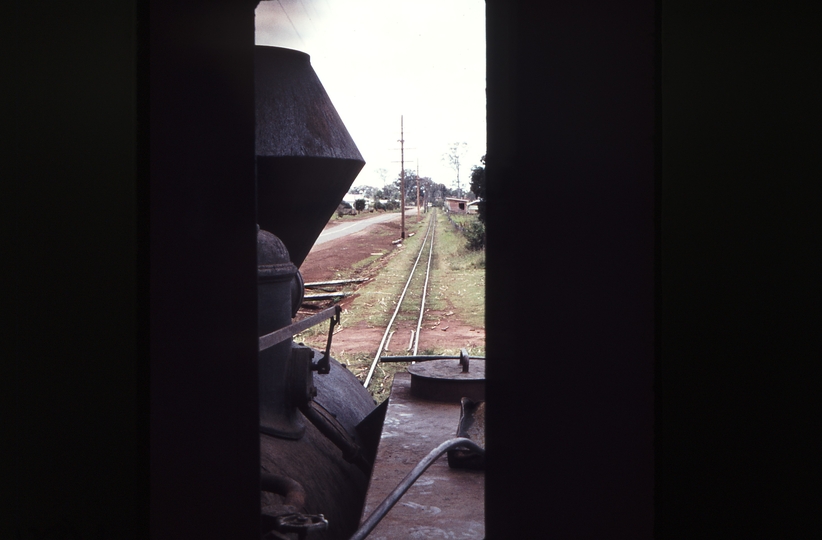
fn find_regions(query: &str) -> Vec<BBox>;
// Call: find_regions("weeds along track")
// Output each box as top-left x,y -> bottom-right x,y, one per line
363,210 -> 437,388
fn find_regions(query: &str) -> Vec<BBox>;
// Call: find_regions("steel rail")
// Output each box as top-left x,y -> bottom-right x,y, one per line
348,437 -> 485,540
363,212 -> 436,388
412,213 -> 435,356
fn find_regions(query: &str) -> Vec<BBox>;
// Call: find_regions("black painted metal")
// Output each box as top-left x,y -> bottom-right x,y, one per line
407,359 -> 486,403
273,513 -> 329,538
260,352 -> 374,540
355,400 -> 390,466
260,473 -> 307,511
316,307 -> 340,374
309,351 -> 377,437
259,305 -> 339,353
255,46 -> 365,267
258,228 -> 304,440
299,402 -> 371,475
290,269 -> 305,317
253,44 -> 376,540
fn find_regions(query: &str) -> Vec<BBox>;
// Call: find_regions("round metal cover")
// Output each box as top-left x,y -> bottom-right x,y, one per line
407,359 -> 485,403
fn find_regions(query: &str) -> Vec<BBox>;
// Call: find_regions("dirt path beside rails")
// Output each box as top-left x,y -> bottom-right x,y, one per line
297,215 -> 401,285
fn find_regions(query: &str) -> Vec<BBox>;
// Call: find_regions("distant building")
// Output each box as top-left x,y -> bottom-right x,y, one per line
342,193 -> 372,210
445,197 -> 469,214
466,200 -> 480,214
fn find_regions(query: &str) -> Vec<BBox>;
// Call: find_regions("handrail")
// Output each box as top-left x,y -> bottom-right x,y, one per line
258,305 -> 340,353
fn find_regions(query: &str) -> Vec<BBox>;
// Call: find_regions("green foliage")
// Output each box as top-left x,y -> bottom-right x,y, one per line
337,200 -> 356,217
450,214 -> 486,251
374,200 -> 399,211
469,155 -> 486,223
376,184 -> 400,201
354,199 -> 366,211
463,219 -> 486,250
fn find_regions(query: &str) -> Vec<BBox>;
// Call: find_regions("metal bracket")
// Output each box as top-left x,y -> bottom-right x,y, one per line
312,304 -> 340,375
459,348 -> 470,373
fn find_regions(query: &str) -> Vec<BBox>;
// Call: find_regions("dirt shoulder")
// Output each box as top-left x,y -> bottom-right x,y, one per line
297,214 -> 401,287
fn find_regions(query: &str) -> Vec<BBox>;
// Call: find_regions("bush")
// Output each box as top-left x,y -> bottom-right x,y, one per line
373,200 -> 399,211
337,200 -> 357,217
354,199 -> 366,212
463,219 -> 485,250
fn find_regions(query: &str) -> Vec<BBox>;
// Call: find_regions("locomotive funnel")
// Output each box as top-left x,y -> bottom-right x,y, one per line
255,46 -> 365,267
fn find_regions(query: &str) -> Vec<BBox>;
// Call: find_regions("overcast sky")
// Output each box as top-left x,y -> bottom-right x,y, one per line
255,0 -> 486,192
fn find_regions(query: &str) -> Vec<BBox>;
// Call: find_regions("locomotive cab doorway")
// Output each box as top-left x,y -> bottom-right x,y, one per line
253,2 -> 487,539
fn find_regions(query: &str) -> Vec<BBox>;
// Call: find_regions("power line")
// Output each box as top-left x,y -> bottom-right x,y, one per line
297,0 -> 320,35
277,0 -> 306,48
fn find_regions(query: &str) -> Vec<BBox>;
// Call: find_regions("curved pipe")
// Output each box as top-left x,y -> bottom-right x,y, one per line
260,472 -> 306,511
349,437 -> 485,540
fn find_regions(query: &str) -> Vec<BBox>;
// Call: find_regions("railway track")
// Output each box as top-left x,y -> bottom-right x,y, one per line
363,210 -> 437,388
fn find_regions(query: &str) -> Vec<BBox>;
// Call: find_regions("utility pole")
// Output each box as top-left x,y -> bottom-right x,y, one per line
399,116 -> 405,238
391,117 -> 416,236
416,159 -> 421,221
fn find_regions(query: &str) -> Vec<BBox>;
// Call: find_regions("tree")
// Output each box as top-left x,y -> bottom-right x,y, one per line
416,176 -> 432,208
376,182 -> 400,201
375,167 -> 388,188
394,169 -> 431,203
469,155 -> 486,223
442,142 -> 468,197
424,181 -> 452,207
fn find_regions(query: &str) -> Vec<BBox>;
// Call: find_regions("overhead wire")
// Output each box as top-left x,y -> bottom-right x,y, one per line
277,0 -> 306,49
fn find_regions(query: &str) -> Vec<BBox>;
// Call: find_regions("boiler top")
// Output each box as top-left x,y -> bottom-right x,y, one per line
257,227 -> 297,282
